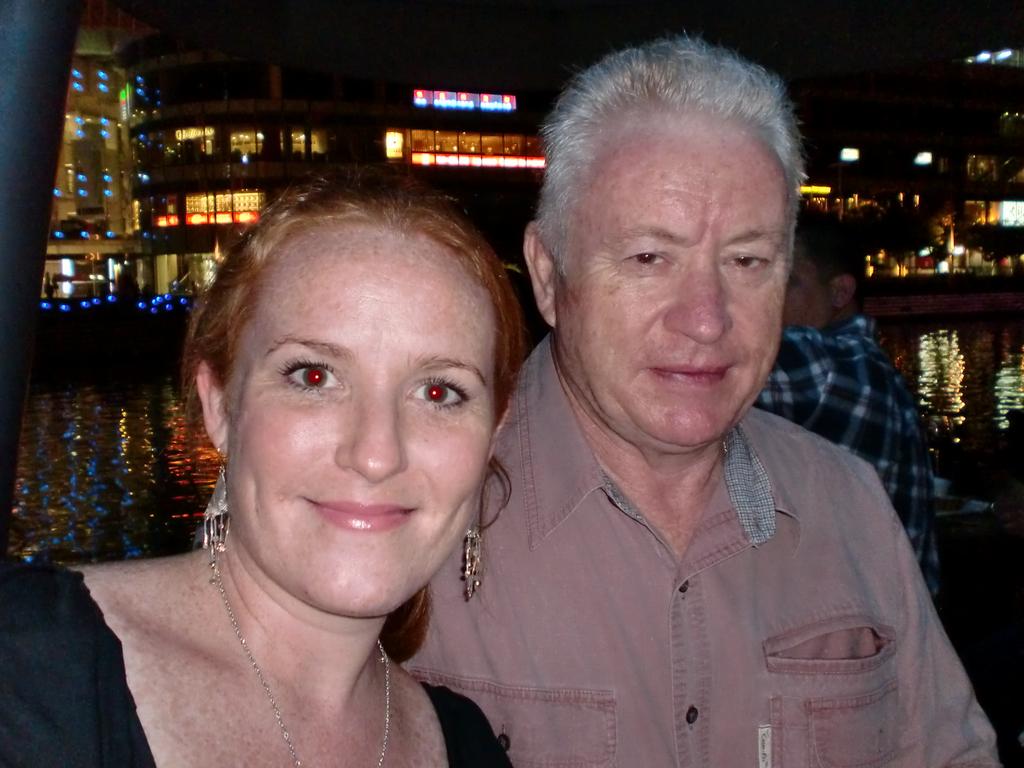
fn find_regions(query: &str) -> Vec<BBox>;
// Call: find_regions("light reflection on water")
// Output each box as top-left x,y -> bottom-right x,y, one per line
878,318 -> 1024,468
11,375 -> 220,565
10,318 -> 1024,565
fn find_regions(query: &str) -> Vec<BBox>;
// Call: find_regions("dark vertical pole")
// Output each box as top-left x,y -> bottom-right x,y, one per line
0,0 -> 83,556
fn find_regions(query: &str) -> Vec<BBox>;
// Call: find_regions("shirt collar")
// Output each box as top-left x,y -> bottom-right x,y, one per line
517,337 -> 790,549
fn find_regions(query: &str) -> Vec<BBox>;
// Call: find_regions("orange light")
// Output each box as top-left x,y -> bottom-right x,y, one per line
214,212 -> 232,224
234,211 -> 259,223
155,215 -> 179,227
408,151 -> 545,170
188,213 -> 208,225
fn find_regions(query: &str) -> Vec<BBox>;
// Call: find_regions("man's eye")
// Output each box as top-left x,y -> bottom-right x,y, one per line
734,255 -> 768,269
417,380 -> 466,407
632,252 -> 660,265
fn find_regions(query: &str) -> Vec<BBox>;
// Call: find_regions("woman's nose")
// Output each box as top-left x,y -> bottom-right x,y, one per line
336,397 -> 407,483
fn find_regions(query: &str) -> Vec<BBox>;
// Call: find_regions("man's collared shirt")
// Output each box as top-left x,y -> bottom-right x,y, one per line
756,313 -> 939,592
411,338 -> 997,767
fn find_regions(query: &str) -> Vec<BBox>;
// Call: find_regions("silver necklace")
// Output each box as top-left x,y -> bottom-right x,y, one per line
210,557 -> 391,767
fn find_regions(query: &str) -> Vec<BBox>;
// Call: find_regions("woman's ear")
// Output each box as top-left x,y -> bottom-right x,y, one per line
196,361 -> 230,454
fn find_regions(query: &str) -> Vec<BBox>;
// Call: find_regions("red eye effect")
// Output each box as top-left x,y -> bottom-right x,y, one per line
426,384 -> 446,402
303,367 -> 326,387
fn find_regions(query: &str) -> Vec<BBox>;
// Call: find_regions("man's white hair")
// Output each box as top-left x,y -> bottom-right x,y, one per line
535,35 -> 806,262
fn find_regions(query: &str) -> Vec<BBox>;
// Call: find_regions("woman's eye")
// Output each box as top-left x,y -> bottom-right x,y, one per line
417,381 -> 465,407
286,364 -> 335,390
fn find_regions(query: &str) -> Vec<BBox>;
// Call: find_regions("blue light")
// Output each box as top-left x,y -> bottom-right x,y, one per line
97,70 -> 108,81
136,301 -> 146,309
163,293 -> 171,301
105,230 -> 115,238
80,301 -> 91,309
102,173 -> 112,182
76,173 -> 87,182
140,173 -> 150,183
135,87 -> 144,97
71,68 -> 82,79
74,116 -> 84,124
98,84 -> 109,93
59,304 -> 71,313
100,129 -> 110,138
75,129 -> 85,138
106,294 -> 116,303
54,231 -> 65,239
72,82 -> 84,92
178,297 -> 188,305
163,303 -> 173,311
79,231 -> 90,239
103,189 -> 113,197
40,302 -> 52,310
135,74 -> 144,84
53,188 -> 61,197
100,117 -> 109,126
91,297 -> 101,305
77,188 -> 87,197
152,296 -> 163,304
149,307 -> 158,314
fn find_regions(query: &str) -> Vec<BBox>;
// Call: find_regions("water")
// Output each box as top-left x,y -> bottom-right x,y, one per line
11,317 -> 1023,566
10,374 -> 220,564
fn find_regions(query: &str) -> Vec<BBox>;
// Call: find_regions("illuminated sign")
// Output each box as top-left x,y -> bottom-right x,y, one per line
156,211 -> 260,227
914,151 -> 933,166
799,185 -> 832,195
839,147 -> 860,162
413,88 -> 516,113
175,126 -> 215,141
410,152 -> 544,170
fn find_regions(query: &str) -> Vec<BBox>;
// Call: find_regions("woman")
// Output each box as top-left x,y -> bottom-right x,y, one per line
0,171 -> 524,766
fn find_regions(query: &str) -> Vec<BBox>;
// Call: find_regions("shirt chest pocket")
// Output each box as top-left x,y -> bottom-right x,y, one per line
415,671 -> 617,768
763,614 -> 900,768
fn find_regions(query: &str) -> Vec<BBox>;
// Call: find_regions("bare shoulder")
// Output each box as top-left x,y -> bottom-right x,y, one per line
75,551 -> 210,644
391,665 -> 448,767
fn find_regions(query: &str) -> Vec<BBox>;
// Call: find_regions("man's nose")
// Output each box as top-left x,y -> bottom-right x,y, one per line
335,396 -> 407,483
662,258 -> 731,344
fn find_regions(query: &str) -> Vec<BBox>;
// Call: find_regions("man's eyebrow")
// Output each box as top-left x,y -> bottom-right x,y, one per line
417,355 -> 488,384
725,228 -> 787,246
603,226 -> 695,249
266,336 -> 353,359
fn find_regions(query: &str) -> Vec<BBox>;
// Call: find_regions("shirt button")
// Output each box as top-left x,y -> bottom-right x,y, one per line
686,705 -> 699,724
678,581 -> 689,594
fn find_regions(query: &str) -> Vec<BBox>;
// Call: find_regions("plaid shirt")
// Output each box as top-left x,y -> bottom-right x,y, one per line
756,314 -> 940,593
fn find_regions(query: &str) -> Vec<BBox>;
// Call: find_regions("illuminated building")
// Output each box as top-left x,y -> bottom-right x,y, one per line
46,1 -> 149,299
119,36 -> 549,290
792,51 -> 1024,275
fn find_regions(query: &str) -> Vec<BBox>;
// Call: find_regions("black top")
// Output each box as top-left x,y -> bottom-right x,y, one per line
0,563 -> 511,768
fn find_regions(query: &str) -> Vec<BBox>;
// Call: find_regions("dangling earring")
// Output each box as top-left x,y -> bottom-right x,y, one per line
203,467 -> 230,552
461,527 -> 481,601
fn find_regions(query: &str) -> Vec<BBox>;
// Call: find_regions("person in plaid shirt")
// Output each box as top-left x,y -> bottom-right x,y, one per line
756,218 -> 940,593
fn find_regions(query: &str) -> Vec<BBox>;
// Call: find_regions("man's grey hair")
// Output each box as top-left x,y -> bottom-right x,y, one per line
535,35 -> 806,262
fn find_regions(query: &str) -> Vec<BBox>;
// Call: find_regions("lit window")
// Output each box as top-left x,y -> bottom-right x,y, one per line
913,152 -> 933,166
839,147 -> 860,162
385,131 -> 404,159
458,132 -> 480,153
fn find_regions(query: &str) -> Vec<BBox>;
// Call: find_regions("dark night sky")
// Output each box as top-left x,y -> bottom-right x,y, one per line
113,0 -> 1024,89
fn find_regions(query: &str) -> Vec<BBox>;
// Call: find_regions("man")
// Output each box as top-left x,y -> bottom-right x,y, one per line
411,37 -> 998,766
756,218 -> 940,593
